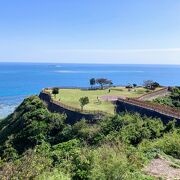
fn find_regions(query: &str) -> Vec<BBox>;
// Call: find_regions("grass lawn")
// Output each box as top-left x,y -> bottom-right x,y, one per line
49,87 -> 150,115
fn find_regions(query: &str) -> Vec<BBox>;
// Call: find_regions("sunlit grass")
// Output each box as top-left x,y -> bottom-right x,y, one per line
49,87 -> 149,114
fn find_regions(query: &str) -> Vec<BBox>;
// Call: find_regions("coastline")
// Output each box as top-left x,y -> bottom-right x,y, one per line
0,95 -> 27,118
0,104 -> 17,118
0,63 -> 180,118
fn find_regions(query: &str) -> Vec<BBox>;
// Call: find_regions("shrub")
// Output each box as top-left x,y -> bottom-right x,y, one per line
37,169 -> 71,180
52,87 -> 59,98
139,131 -> 180,159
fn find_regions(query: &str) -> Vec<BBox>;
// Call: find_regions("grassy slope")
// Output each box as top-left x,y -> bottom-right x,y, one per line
50,87 -> 148,114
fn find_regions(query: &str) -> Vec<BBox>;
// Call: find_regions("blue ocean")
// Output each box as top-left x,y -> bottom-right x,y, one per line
0,63 -> 180,118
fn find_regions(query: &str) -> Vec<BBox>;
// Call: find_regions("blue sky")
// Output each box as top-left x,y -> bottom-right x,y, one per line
0,0 -> 180,64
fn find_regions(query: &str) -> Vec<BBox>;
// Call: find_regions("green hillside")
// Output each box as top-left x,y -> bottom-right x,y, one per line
0,96 -> 180,179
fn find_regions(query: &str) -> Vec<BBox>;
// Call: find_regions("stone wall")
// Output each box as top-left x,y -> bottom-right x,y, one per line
39,88 -> 180,125
39,92 -> 105,124
116,99 -> 180,125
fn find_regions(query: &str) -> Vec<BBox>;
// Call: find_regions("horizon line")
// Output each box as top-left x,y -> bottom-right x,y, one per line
0,61 -> 180,65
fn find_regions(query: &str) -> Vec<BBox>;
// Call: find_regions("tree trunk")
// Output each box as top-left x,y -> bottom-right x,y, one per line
81,106 -> 83,111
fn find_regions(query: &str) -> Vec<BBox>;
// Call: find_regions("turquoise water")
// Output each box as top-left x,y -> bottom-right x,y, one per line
0,63 -> 180,117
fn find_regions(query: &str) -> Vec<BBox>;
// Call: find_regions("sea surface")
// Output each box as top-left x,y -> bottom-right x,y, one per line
0,63 -> 180,118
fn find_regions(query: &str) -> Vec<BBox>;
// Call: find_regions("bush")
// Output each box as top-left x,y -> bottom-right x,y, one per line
90,144 -> 129,179
37,169 -> 71,180
139,131 -> 180,159
0,148 -> 52,179
89,142 -> 150,180
154,87 -> 180,108
52,88 -> 59,97
0,96 -> 66,156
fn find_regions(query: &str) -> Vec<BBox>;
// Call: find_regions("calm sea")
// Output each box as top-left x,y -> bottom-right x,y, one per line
0,63 -> 180,117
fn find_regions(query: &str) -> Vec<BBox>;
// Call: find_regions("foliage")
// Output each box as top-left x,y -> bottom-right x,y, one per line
96,78 -> 112,89
52,87 -> 59,97
154,87 -> 180,108
143,80 -> 160,90
0,96 -> 66,154
37,169 -> 71,180
0,146 -> 52,179
0,96 -> 179,179
89,78 -> 96,88
125,84 -> 133,91
133,83 -> 137,88
138,130 -> 180,159
79,96 -> 89,110
170,87 -> 180,107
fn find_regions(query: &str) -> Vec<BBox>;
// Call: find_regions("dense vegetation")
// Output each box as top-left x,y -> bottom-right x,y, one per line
0,96 -> 179,179
153,87 -> 180,108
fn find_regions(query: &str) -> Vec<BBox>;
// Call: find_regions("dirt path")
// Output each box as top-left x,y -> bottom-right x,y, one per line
144,157 -> 180,180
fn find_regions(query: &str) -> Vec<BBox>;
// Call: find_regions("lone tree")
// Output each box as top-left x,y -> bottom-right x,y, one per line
96,78 -> 112,89
52,87 -> 59,98
89,78 -> 96,89
79,96 -> 89,111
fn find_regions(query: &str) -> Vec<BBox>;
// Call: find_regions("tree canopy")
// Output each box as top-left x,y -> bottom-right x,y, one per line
143,80 -> 160,90
79,96 -> 89,110
52,87 -> 59,97
96,78 -> 112,89
89,78 -> 96,88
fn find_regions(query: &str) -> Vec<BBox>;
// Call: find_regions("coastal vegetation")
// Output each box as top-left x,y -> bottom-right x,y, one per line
153,87 -> 180,109
0,96 -> 179,179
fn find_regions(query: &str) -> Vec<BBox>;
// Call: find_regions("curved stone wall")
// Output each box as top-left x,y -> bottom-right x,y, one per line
39,88 -> 180,125
39,92 -> 106,124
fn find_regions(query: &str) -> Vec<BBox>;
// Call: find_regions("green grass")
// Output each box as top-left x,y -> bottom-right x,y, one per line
49,87 -> 149,115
